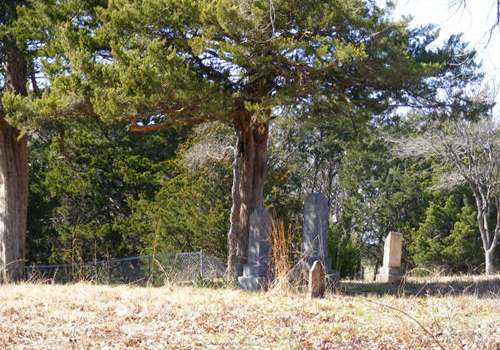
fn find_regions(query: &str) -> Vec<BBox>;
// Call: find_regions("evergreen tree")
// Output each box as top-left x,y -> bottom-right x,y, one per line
396,117 -> 499,274
443,201 -> 483,272
410,193 -> 483,273
6,0 -> 484,279
328,225 -> 361,278
410,196 -> 459,270
27,119 -> 185,263
334,133 -> 431,276
0,0 -> 30,281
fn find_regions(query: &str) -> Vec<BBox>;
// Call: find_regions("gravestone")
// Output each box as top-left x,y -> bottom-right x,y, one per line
308,260 -> 326,298
303,193 -> 332,274
376,231 -> 403,283
238,207 -> 272,290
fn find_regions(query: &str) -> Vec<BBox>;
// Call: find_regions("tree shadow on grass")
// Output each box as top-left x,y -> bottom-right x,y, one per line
339,276 -> 500,298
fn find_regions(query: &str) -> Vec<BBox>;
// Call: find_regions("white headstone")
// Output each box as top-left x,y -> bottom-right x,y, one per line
376,231 -> 403,283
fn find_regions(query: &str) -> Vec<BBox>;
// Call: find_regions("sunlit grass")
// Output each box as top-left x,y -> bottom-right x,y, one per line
0,276 -> 498,349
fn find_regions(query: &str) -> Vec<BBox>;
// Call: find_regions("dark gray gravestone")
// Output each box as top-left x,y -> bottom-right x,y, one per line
238,207 -> 272,290
303,193 -> 332,274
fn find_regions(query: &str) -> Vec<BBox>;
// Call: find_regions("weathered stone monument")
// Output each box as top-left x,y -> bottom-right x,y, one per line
376,231 -> 403,282
308,260 -> 326,298
238,207 -> 272,290
302,193 -> 332,274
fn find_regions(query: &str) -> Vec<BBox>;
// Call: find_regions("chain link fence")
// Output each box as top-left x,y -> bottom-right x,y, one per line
25,251 -> 226,285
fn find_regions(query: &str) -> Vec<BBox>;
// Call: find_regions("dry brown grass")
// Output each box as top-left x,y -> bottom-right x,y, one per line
270,216 -> 294,291
0,277 -> 499,349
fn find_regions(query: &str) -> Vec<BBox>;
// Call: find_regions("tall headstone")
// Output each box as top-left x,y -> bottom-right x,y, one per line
308,260 -> 326,298
376,231 -> 403,283
303,193 -> 332,273
238,207 -> 272,290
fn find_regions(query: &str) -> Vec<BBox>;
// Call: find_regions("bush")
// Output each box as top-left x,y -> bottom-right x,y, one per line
328,225 -> 362,279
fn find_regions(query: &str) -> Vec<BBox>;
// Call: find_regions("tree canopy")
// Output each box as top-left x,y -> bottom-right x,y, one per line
0,0 -> 496,280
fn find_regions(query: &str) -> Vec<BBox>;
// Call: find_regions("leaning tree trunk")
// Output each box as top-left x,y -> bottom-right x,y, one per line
0,39 -> 29,282
227,110 -> 269,280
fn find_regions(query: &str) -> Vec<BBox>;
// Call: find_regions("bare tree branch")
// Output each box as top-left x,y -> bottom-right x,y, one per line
391,117 -> 500,274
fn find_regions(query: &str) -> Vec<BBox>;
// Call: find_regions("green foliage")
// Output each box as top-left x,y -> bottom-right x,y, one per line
8,0 -> 490,275
27,119 -> 184,263
334,132 -> 431,268
27,117 -> 232,264
6,0 -> 483,132
442,202 -> 483,271
409,193 -> 482,273
132,159 -> 231,259
328,225 -> 361,278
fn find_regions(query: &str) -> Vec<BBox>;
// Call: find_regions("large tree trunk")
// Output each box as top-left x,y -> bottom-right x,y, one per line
227,111 -> 269,279
0,123 -> 28,282
0,39 -> 29,282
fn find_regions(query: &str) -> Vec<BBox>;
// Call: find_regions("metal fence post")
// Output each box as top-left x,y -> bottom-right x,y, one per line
148,255 -> 152,279
199,250 -> 204,279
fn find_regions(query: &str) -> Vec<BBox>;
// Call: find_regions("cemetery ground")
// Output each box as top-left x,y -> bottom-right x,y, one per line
0,275 -> 499,349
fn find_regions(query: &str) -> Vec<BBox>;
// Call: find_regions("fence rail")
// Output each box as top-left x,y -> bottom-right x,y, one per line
25,251 -> 226,284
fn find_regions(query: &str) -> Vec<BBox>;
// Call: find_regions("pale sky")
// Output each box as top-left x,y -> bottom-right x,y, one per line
383,0 -> 500,113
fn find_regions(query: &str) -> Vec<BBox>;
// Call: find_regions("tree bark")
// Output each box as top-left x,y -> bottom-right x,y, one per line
227,110 -> 269,279
473,190 -> 498,275
0,122 -> 28,282
226,137 -> 242,281
485,248 -> 496,275
0,39 -> 29,282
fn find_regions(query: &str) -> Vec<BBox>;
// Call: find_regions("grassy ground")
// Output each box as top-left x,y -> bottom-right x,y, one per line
0,276 -> 499,349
